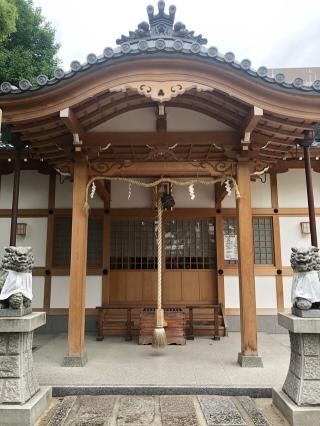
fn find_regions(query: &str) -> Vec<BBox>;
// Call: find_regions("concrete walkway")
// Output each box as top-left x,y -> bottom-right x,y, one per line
33,332 -> 290,389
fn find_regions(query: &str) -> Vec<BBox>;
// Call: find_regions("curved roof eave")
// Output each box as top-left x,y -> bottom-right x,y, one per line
1,38 -> 320,99
2,52 -> 320,123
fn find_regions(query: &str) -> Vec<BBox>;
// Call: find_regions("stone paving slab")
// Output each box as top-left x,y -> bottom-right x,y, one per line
199,395 -> 246,425
160,396 -> 199,426
38,395 -> 289,426
237,396 -> 269,426
117,396 -> 156,425
66,395 -> 117,425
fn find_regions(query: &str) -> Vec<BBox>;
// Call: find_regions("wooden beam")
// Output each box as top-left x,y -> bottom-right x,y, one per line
89,160 -> 235,177
256,124 -> 303,139
84,131 -> 239,147
64,160 -> 88,365
264,114 -> 313,131
60,108 -> 85,138
241,106 -> 263,149
215,182 -> 228,205
236,160 -> 260,363
95,180 -> 110,204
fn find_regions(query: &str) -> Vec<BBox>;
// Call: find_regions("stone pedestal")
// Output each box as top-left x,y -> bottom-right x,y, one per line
237,353 -> 263,368
0,312 -> 52,425
273,313 -> 320,425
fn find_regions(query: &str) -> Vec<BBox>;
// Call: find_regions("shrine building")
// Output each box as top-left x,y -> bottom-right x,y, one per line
1,1 -> 320,366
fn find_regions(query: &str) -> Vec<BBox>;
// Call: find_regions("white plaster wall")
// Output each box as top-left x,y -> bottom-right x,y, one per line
111,180 -> 152,208
32,277 -> 45,309
89,107 -> 233,133
278,169 -> 320,208
0,217 -> 47,266
86,276 -> 102,308
251,175 -> 272,208
222,190 -> 236,208
55,177 -> 103,208
255,276 -> 277,308
51,276 -> 102,308
51,276 -> 69,308
279,217 -> 320,266
283,276 -> 293,308
0,171 -> 49,209
224,276 -> 240,308
172,180 -> 214,208
166,108 -> 233,131
222,176 -> 271,209
90,108 -> 156,132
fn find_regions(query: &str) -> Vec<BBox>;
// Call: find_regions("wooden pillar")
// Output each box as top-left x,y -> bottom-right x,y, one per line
10,138 -> 23,246
102,181 -> 111,305
270,171 -> 284,312
303,144 -> 318,247
215,183 -> 225,306
236,161 -> 262,367
44,173 -> 56,311
63,160 -> 88,366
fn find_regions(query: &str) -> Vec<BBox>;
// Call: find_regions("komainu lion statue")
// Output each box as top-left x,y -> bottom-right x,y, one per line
0,247 -> 34,310
290,246 -> 320,310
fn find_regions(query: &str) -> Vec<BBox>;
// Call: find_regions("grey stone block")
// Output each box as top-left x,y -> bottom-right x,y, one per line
278,313 -> 320,333
0,386 -> 52,426
238,353 -> 263,368
0,312 -> 46,333
273,388 -> 320,426
0,307 -> 32,317
199,395 -> 246,425
52,385 -> 272,398
62,352 -> 88,367
0,355 -> 20,377
292,306 -> 320,318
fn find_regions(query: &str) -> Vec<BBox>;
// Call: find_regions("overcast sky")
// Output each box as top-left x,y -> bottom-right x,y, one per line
32,0 -> 320,71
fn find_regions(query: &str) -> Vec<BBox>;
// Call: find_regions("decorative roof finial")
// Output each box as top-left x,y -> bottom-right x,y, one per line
116,1 -> 207,45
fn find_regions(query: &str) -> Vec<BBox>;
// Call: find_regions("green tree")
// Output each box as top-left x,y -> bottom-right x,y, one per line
0,0 -> 60,86
0,0 -> 17,42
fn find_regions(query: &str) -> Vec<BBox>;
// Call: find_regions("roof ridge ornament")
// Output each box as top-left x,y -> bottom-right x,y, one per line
116,1 -> 207,45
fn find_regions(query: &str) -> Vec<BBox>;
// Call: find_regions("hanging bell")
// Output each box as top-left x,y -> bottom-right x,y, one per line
161,192 -> 175,210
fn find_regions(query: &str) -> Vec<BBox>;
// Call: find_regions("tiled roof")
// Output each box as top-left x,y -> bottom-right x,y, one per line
1,1 -> 320,96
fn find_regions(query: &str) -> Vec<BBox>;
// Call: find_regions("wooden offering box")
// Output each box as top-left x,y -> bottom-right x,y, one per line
139,307 -> 186,345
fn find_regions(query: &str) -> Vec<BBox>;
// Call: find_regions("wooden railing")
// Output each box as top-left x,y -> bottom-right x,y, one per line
96,303 -> 227,342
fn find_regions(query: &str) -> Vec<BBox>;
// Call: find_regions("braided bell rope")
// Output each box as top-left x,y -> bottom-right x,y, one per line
83,176 -> 240,212
157,192 -> 163,312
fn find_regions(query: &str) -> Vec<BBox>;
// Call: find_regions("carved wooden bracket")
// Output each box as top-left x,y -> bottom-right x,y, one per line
110,80 -> 213,103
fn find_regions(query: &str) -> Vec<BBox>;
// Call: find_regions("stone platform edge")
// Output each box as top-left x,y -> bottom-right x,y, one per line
273,388 -> 320,426
52,385 -> 272,398
0,386 -> 52,426
278,312 -> 320,333
0,311 -> 46,332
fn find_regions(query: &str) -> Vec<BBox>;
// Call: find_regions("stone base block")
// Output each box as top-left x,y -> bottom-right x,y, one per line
273,388 -> 320,426
0,386 -> 52,426
0,307 -> 32,317
292,307 -> 320,318
238,352 -> 263,368
62,352 -> 88,367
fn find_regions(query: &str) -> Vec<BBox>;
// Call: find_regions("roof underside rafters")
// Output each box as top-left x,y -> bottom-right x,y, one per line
0,86 -> 317,172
